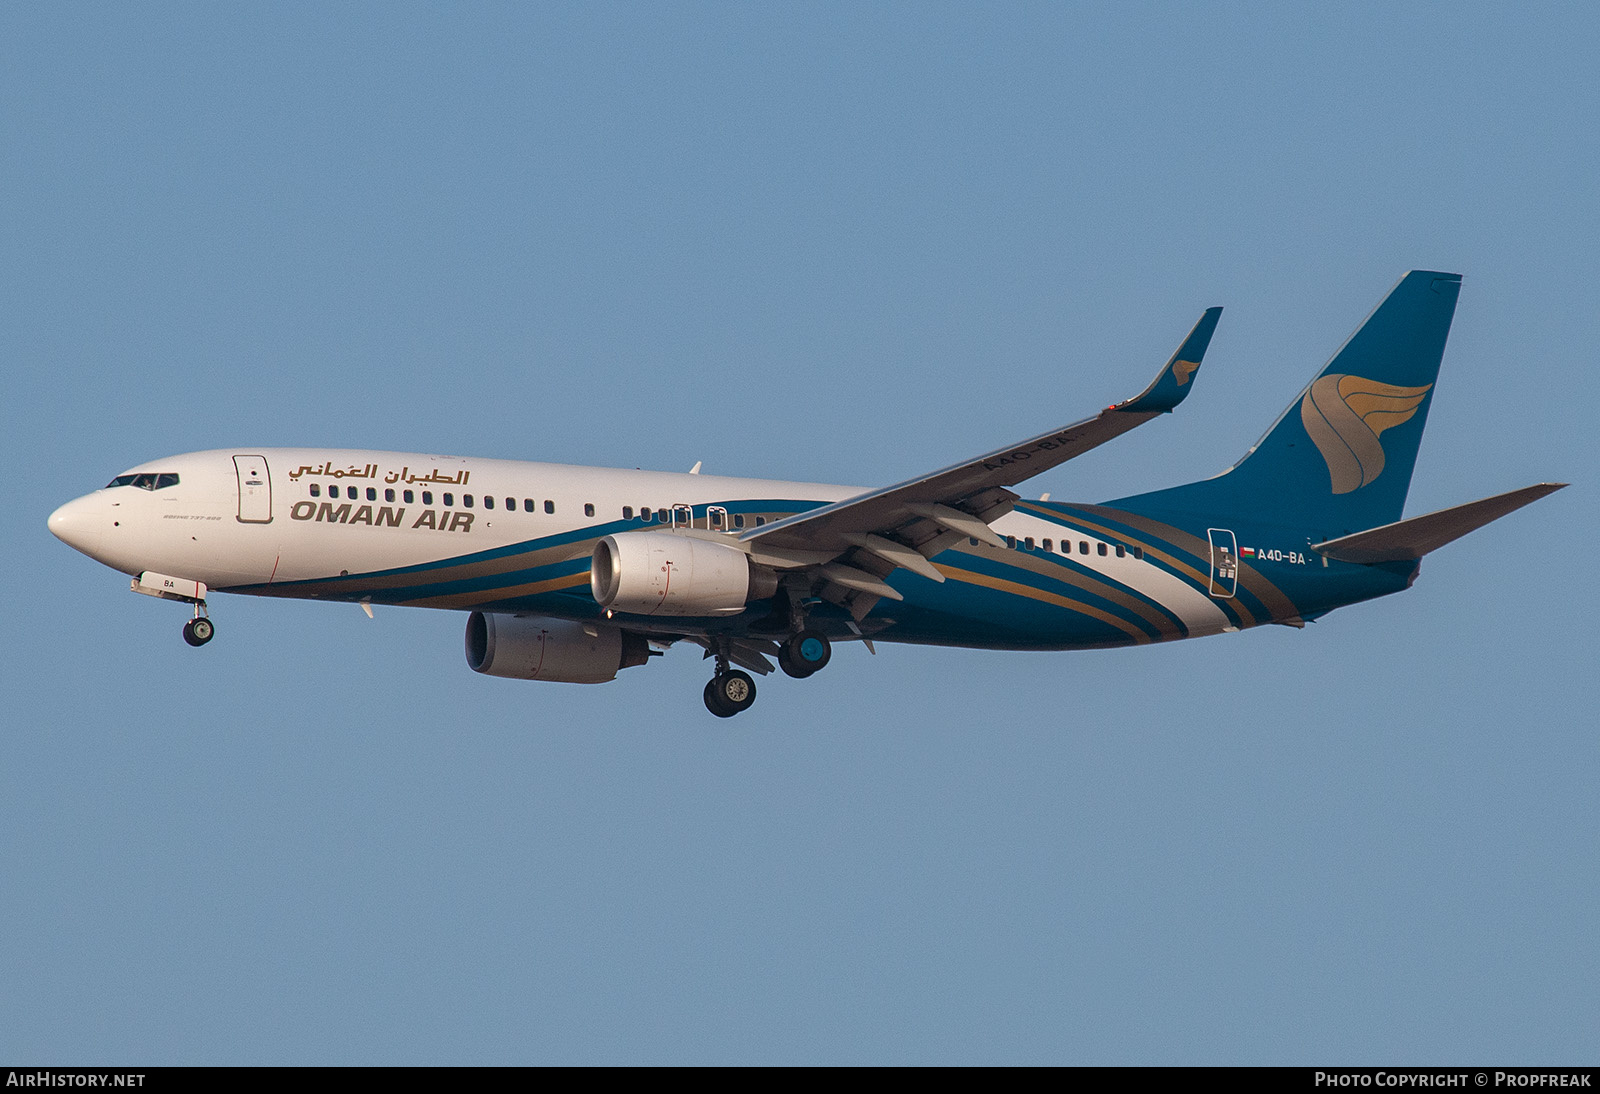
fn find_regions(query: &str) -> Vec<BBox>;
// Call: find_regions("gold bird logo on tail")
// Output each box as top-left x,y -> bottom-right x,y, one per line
1300,375 -> 1433,494
1172,359 -> 1201,386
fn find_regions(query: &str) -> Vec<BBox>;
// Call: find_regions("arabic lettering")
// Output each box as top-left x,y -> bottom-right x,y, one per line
286,461 -> 469,485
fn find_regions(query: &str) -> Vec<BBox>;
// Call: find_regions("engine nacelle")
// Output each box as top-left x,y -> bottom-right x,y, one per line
591,531 -> 773,616
464,612 -> 651,683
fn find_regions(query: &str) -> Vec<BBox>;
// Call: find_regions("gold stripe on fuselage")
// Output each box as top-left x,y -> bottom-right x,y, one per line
399,569 -> 592,610
958,545 -> 1185,639
1072,506 -> 1300,623
935,563 -> 1154,645
1018,503 -> 1257,627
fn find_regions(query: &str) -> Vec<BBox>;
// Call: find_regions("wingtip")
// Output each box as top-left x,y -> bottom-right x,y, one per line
1113,306 -> 1223,415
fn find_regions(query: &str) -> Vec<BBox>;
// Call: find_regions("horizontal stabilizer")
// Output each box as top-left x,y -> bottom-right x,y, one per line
1312,483 -> 1567,564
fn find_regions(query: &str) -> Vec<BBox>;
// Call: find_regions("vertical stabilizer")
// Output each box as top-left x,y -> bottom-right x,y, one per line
1110,271 -> 1461,534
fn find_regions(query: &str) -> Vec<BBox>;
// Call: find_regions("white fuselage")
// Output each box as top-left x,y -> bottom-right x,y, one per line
49,447 -> 1239,642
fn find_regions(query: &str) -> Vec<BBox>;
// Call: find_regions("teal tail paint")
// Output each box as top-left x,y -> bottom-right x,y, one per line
1110,271 -> 1462,537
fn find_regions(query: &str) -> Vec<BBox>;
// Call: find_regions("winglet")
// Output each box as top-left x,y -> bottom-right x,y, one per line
1114,306 -> 1223,414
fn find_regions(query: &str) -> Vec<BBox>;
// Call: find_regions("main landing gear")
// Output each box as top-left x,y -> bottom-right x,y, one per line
704,670 -> 756,718
181,605 -> 214,647
702,627 -> 836,717
778,628 -> 831,678
702,635 -> 758,717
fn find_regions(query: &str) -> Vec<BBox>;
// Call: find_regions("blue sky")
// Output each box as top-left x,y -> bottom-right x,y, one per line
3,2 -> 1595,1063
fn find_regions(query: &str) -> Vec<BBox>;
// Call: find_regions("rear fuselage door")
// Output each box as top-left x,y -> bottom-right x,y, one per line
1207,527 -> 1238,598
234,455 -> 272,523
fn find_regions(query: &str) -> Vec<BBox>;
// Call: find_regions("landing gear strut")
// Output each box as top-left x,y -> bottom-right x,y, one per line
703,639 -> 756,717
779,628 -> 831,678
182,604 -> 214,647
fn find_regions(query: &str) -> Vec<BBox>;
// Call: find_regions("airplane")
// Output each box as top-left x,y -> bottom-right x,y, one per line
48,271 -> 1565,717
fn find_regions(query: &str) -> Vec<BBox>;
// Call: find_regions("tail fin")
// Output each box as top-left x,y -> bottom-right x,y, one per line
1111,271 -> 1462,534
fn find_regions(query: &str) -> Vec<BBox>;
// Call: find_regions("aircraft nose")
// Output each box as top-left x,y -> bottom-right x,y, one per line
48,494 -> 105,556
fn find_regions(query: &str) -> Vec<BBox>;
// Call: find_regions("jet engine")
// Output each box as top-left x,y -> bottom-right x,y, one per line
464,612 -> 651,683
591,531 -> 776,616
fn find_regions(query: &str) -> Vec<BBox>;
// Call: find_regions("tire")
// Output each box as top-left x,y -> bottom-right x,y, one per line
183,618 -> 214,647
704,679 -> 736,718
778,644 -> 809,678
780,629 -> 830,678
710,670 -> 757,715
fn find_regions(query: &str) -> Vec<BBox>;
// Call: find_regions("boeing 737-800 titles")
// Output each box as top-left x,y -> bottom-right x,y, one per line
49,272 -> 1565,716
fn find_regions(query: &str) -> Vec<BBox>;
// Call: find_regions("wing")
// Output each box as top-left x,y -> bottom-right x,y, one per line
740,307 -> 1222,591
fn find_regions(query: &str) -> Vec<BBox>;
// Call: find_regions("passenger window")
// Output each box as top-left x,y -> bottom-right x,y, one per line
483,496 -> 493,509
443,493 -> 453,507
623,506 -> 634,519
403,490 -> 414,504
384,488 -> 395,503
524,499 -> 534,513
656,509 -> 667,522
1079,541 -> 1089,555
506,498 -> 515,512
464,494 -> 474,508
545,500 -> 555,514
969,537 -> 979,546
1042,539 -> 1052,552
330,485 -> 341,499
310,483 -> 321,498
1097,543 -> 1107,556
366,487 -> 377,501
584,503 -> 595,517
641,509 -> 653,522
1115,545 -> 1125,558
733,514 -> 745,528
1133,547 -> 1144,560
422,491 -> 433,506
1006,536 -> 1016,549
1025,537 -> 1035,551
755,516 -> 766,526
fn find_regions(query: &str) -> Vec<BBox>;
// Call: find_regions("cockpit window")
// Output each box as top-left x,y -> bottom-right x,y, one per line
106,473 -> 179,490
